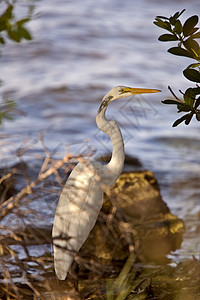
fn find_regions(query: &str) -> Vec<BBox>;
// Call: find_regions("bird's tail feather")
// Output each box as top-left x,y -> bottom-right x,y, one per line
54,246 -> 74,280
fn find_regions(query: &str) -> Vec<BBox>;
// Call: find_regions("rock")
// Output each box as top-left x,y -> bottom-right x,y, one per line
110,171 -> 169,220
97,153 -> 142,168
82,171 -> 184,265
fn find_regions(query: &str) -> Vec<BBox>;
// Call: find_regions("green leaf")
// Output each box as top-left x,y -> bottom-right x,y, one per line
169,10 -> 185,25
185,113 -> 193,125
194,96 -> 200,108
172,114 -> 190,127
162,99 -> 181,104
0,36 -> 5,44
183,68 -> 200,83
7,28 -> 21,42
177,103 -> 191,112
169,13 -> 179,25
177,9 -> 186,19
168,47 -> 194,58
18,26 -> 32,40
192,87 -> 200,96
174,20 -> 183,34
196,111 -> 200,121
187,63 -> 200,69
158,34 -> 178,41
154,19 -> 165,30
0,5 -> 13,32
156,15 -> 169,20
0,24 -> 6,32
183,88 -> 195,107
191,31 -> 200,39
184,38 -> 200,57
186,27 -> 199,36
0,99 -> 17,125
17,18 -> 30,26
164,21 -> 173,32
154,19 -> 172,32
0,5 -> 13,22
183,15 -> 199,37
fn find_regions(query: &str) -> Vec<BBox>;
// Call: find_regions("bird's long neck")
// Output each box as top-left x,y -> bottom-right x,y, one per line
96,105 -> 125,186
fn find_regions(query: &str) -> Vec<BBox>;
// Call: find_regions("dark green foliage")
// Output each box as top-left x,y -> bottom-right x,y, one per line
0,2 -> 33,126
167,46 -> 194,58
183,68 -> 200,82
158,34 -> 178,42
162,86 -> 200,126
154,11 -> 200,61
183,15 -> 199,37
172,113 -> 193,127
0,5 -> 32,44
0,99 -> 17,124
154,10 -> 200,126
162,99 -> 181,105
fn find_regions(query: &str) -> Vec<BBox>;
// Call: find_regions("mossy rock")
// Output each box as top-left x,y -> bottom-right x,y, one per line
82,171 -> 184,264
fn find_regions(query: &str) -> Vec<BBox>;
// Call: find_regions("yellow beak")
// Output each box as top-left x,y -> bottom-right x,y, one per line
129,87 -> 161,95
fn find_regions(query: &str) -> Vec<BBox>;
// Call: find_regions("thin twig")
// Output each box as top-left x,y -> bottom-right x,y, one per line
0,153 -> 73,220
23,276 -> 41,298
0,169 -> 17,185
168,86 -> 181,100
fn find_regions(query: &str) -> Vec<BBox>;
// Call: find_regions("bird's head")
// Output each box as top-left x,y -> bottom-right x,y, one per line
98,86 -> 161,113
105,86 -> 161,101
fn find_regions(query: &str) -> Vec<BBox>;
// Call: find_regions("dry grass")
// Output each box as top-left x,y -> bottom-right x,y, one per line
0,136 -> 80,298
0,136 -> 136,299
0,136 -> 200,299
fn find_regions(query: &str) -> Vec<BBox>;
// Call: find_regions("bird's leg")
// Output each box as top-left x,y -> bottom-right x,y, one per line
69,261 -> 79,291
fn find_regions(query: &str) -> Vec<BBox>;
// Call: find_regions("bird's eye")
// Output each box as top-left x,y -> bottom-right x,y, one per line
119,87 -> 125,94
119,87 -> 128,94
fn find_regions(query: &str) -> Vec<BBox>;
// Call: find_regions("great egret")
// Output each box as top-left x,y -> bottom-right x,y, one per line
52,86 -> 160,280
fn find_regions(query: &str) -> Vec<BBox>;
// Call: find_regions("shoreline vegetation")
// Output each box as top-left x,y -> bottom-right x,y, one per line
1,139 -> 199,299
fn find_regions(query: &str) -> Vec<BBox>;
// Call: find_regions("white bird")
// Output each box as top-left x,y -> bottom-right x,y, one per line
52,86 -> 160,280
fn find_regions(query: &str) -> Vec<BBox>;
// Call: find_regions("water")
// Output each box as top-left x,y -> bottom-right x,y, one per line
1,0 -> 200,264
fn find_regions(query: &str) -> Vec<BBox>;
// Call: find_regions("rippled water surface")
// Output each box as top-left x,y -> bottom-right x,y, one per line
1,0 -> 200,262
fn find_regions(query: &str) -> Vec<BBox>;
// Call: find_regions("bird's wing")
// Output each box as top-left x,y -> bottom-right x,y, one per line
52,161 -> 104,280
